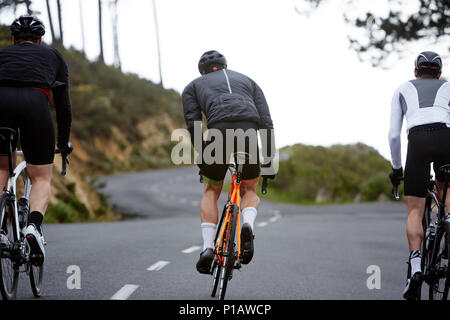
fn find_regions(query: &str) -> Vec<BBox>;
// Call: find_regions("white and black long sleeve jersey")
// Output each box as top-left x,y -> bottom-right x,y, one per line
388,78 -> 450,169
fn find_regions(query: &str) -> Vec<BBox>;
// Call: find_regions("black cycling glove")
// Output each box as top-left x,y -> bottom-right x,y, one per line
58,141 -> 74,157
261,162 -> 276,180
389,167 -> 403,186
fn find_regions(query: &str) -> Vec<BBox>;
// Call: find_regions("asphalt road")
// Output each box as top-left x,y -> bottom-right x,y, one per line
14,166 -> 411,300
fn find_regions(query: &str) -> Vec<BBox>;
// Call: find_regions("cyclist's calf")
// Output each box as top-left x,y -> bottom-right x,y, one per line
27,164 -> 53,215
240,178 -> 260,210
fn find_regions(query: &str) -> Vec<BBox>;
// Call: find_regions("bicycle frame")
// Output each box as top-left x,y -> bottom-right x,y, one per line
215,165 -> 242,266
1,151 -> 31,241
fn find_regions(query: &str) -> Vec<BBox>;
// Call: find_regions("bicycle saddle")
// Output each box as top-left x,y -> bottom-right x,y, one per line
232,151 -> 252,165
0,127 -> 16,141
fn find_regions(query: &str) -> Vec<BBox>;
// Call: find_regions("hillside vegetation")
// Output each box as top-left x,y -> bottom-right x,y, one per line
264,143 -> 394,204
0,26 -> 185,222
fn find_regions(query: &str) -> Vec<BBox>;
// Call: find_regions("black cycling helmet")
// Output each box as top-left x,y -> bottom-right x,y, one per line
10,15 -> 46,39
415,51 -> 442,73
198,50 -> 227,75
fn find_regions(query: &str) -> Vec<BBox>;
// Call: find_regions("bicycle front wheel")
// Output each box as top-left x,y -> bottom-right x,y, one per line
0,194 -> 19,300
211,258 -> 221,297
29,263 -> 43,298
429,230 -> 449,300
442,232 -> 450,300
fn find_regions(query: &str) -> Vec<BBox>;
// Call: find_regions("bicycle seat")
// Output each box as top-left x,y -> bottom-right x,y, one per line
0,127 -> 16,142
231,152 -> 252,165
439,164 -> 450,182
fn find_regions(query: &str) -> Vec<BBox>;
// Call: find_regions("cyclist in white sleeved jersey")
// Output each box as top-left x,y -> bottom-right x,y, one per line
388,51 -> 450,300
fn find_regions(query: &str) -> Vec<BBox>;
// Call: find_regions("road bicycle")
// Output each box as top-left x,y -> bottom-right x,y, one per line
0,127 -> 68,300
394,164 -> 450,300
208,152 -> 270,300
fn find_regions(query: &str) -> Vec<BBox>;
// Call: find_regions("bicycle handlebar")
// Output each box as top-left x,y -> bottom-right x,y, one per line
393,184 -> 400,201
54,149 -> 69,176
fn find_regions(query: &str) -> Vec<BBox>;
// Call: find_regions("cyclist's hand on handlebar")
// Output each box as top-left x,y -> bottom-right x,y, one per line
58,141 -> 74,157
389,167 -> 403,187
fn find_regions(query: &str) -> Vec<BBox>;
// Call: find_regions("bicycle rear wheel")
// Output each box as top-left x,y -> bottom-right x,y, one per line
218,205 -> 239,300
0,194 -> 19,300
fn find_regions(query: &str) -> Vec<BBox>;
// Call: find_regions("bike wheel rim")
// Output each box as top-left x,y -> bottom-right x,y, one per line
0,198 -> 18,299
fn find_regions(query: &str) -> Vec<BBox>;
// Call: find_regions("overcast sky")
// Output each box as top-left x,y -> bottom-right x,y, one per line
0,0 -> 448,166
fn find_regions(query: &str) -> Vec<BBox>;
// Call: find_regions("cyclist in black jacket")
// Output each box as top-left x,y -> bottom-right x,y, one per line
0,15 -> 72,266
182,50 -> 276,274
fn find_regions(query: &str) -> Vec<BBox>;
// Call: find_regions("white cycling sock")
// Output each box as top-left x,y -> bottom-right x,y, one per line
201,223 -> 216,251
445,213 -> 450,222
410,250 -> 422,275
242,207 -> 258,231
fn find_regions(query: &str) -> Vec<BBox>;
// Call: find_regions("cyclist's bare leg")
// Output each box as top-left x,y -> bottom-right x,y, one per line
200,181 -> 222,224
435,179 -> 450,214
0,154 -> 16,191
26,164 -> 53,215
405,196 -> 426,251
240,178 -> 260,210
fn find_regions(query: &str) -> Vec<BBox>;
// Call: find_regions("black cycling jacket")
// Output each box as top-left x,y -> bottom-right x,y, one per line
182,68 -> 275,165
182,69 -> 273,131
0,43 -> 72,146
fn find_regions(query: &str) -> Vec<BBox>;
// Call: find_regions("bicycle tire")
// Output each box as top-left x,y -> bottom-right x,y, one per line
219,205 -> 239,300
211,204 -> 228,298
0,194 -> 19,300
421,198 -> 432,300
442,229 -> 450,300
429,228 -> 448,300
29,263 -> 43,298
211,258 -> 221,297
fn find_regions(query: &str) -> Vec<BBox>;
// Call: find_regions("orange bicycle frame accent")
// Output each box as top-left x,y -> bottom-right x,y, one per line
215,171 -> 241,265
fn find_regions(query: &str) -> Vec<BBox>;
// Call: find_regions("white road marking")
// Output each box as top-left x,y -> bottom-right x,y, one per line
269,211 -> 282,223
110,284 -> 139,300
182,246 -> 202,254
179,198 -> 187,203
191,200 -> 199,206
257,222 -> 269,228
147,260 -> 170,271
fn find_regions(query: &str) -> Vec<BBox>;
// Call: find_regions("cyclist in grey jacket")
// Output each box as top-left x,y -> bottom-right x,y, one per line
182,50 -> 275,274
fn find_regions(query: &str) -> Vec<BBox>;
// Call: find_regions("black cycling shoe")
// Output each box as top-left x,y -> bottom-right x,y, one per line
241,223 -> 254,264
403,272 -> 423,300
196,248 -> 214,274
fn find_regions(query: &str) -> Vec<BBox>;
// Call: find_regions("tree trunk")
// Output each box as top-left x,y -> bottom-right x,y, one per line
110,0 -> 121,69
152,0 -> 163,87
45,0 -> 56,44
79,0 -> 86,53
56,0 -> 63,46
98,0 -> 104,63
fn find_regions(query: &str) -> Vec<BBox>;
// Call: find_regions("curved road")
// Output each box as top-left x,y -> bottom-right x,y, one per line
16,166 -> 410,300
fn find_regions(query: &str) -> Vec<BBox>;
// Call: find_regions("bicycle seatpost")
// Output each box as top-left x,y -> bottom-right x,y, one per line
261,177 -> 268,195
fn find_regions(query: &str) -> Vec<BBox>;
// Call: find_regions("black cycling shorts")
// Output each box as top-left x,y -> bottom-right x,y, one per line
201,121 -> 261,184
0,87 -> 55,165
404,123 -> 450,197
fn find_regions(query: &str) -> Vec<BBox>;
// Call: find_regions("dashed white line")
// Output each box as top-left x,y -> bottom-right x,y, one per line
110,284 -> 139,300
147,260 -> 170,271
257,222 -> 269,228
182,246 -> 202,254
191,200 -> 199,207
